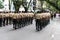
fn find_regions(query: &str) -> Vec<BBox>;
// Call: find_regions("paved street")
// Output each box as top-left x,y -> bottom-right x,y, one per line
0,14 -> 60,40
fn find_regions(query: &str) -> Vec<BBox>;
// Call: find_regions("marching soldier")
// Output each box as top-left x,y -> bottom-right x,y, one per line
9,13 -> 14,25
0,13 -> 3,27
5,13 -> 9,25
2,13 -> 6,26
28,13 -> 34,24
35,14 -> 42,31
18,13 -> 22,28
20,13 -> 25,27
12,13 -> 18,29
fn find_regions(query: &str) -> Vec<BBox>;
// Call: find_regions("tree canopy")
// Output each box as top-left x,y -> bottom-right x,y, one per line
12,0 -> 22,13
39,0 -> 60,13
0,1 -> 4,9
12,0 -> 32,13
12,0 -> 60,13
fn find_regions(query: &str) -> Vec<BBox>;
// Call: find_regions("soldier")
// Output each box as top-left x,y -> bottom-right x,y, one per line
12,13 -> 18,29
24,13 -> 28,26
28,13 -> 34,24
9,13 -> 14,25
26,14 -> 29,25
20,13 -> 25,27
41,14 -> 46,28
5,13 -> 9,25
23,13 -> 27,26
35,14 -> 42,31
18,13 -> 22,28
2,13 -> 6,26
0,13 -> 3,27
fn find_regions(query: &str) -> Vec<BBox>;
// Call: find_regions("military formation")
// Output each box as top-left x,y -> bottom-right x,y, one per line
0,13 -> 51,31
0,13 -> 13,27
35,13 -> 51,31
12,13 -> 34,29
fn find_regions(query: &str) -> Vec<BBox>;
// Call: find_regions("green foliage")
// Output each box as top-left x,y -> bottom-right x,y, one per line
22,0 -> 31,12
39,0 -> 60,12
12,0 -> 31,12
0,1 -> 4,9
58,1 -> 60,8
12,0 -> 22,13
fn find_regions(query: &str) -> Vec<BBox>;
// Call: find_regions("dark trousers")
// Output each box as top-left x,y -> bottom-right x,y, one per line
3,18 -> 5,26
35,19 -> 42,31
13,19 -> 18,29
0,18 -> 2,27
9,17 -> 12,25
6,17 -> 8,25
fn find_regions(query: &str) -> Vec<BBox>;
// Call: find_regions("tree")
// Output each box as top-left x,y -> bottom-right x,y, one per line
39,0 -> 60,11
58,1 -> 60,8
9,0 -> 11,10
22,0 -> 32,12
0,1 -> 4,9
45,0 -> 60,11
12,0 -> 32,13
12,0 -> 22,13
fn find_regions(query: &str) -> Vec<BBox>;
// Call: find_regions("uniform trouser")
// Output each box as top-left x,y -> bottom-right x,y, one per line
39,19 -> 42,30
36,19 -> 39,31
6,17 -> 8,25
9,17 -> 12,25
51,15 -> 53,19
43,19 -> 50,27
47,19 -> 50,24
3,18 -> 5,26
21,18 -> 24,27
25,17 -> 27,26
13,19 -> 18,29
0,18 -> 2,27
54,14 -> 56,18
36,19 -> 42,31
42,19 -> 47,28
18,19 -> 22,28
30,17 -> 33,24
23,18 -> 25,26
24,18 -> 26,26
28,17 -> 32,25
42,19 -> 47,27
25,17 -> 28,25
28,17 -> 31,24
24,17 -> 27,26
27,17 -> 29,25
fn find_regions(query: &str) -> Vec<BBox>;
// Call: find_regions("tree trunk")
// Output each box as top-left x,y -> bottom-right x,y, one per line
24,7 -> 28,13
